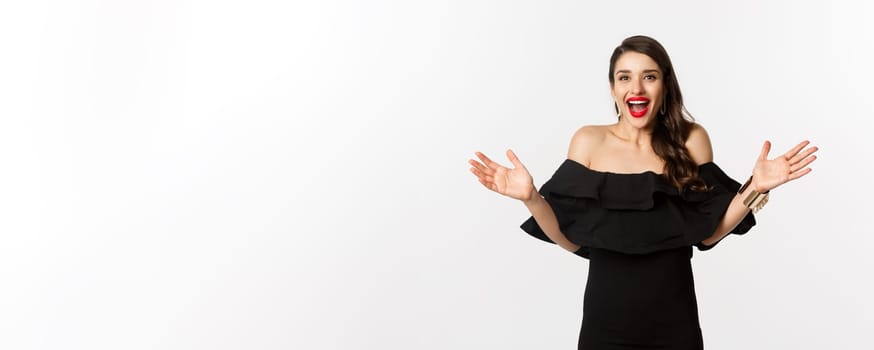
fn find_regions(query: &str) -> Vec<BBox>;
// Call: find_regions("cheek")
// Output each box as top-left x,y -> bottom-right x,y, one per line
611,87 -> 626,98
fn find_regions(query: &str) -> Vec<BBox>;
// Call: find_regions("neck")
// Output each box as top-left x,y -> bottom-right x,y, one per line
611,120 -> 654,148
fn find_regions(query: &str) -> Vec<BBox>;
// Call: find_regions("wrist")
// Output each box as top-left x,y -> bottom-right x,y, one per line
740,175 -> 770,194
752,179 -> 769,193
750,179 -> 771,193
522,186 -> 541,205
739,175 -> 770,213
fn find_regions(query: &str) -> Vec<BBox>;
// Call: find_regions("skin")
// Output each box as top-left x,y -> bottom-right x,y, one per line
469,51 -> 819,253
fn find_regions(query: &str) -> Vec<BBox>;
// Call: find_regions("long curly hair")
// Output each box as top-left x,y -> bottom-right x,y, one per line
609,35 -> 707,192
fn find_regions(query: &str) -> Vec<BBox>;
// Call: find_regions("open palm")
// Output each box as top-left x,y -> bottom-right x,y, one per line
752,140 -> 819,192
469,150 -> 536,201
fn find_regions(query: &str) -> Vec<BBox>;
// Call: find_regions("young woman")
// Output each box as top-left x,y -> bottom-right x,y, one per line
468,35 -> 818,349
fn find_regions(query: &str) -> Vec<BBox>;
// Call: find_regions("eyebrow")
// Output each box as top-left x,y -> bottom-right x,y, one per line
615,69 -> 661,75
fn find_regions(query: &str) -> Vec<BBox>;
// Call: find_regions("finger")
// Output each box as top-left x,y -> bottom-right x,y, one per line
759,140 -> 771,161
475,151 -> 500,170
790,155 -> 817,173
469,166 -> 482,179
506,149 -> 526,170
789,146 -> 818,165
474,175 -> 497,192
476,152 -> 501,173
787,167 -> 812,181
782,140 -> 811,160
469,167 -> 483,181
469,159 -> 492,175
470,167 -> 495,183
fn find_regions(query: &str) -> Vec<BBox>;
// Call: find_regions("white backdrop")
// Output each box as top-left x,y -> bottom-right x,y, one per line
1,1 -> 871,349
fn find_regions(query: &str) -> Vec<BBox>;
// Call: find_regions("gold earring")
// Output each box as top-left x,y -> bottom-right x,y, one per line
615,102 -> 621,118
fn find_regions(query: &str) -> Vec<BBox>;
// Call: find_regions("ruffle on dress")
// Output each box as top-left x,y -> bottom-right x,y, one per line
520,159 -> 756,259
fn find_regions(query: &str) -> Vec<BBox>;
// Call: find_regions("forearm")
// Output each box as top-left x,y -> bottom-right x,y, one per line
700,184 -> 756,246
522,190 -> 581,252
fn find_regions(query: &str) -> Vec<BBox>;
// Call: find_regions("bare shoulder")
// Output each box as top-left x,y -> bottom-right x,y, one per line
685,122 -> 714,165
567,124 -> 609,166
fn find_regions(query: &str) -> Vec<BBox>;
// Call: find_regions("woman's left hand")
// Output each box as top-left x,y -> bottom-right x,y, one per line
752,140 -> 819,192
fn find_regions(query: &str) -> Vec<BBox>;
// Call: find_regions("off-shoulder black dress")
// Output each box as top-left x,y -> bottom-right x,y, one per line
521,160 -> 756,350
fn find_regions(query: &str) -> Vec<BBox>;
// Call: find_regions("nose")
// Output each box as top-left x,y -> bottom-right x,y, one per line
631,77 -> 645,94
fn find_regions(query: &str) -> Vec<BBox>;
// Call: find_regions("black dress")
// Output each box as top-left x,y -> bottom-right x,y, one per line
521,159 -> 756,350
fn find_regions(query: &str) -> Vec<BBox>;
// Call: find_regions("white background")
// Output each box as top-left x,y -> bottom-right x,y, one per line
1,1 -> 871,349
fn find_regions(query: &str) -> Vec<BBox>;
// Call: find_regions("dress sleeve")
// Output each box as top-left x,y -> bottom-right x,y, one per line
692,162 -> 757,251
520,191 -> 591,258
518,160 -> 596,258
517,160 -> 756,258
519,187 -> 574,245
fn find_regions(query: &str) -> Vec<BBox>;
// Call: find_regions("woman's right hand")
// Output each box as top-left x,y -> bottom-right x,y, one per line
469,149 -> 536,201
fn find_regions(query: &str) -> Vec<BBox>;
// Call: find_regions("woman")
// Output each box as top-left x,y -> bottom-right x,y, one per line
468,35 -> 818,349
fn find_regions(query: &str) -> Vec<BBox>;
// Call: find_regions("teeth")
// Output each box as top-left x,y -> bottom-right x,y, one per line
628,100 -> 648,105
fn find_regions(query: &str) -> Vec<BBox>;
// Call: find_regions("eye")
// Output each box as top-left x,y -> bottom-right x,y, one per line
618,75 -> 629,81
644,74 -> 658,80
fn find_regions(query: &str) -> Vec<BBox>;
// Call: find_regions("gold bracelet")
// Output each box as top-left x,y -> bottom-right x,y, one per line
739,175 -> 769,213
743,190 -> 769,213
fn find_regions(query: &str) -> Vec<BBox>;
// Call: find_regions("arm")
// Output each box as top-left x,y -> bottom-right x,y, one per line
686,124 -> 818,247
469,126 -> 601,254
526,125 -> 603,253
469,149 -> 580,253
522,192 -> 581,252
683,124 -> 737,246
514,124 -> 600,253
699,184 -> 756,246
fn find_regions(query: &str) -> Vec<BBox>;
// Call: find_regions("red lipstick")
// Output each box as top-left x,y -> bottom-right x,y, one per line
626,96 -> 650,118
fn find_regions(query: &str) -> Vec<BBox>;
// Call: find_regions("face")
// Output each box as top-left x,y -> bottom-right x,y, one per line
611,51 -> 665,128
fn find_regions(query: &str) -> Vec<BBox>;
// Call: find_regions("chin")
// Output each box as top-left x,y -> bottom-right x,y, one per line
626,115 -> 657,129
628,115 -> 650,124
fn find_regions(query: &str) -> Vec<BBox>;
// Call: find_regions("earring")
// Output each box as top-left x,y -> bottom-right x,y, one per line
660,102 -> 666,115
615,102 -> 621,118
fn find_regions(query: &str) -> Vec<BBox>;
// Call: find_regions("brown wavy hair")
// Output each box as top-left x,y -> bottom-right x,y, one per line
609,35 -> 707,192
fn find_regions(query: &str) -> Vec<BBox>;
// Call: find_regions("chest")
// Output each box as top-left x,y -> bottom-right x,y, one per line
588,145 -> 665,174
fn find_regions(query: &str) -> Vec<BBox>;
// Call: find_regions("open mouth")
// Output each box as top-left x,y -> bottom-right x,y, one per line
626,97 -> 650,118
